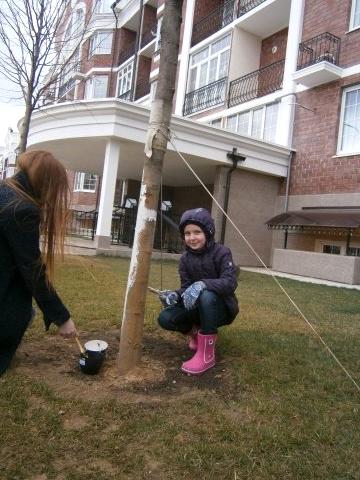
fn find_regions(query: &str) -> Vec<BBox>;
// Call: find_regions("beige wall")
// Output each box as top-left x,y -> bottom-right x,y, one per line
228,28 -> 261,82
273,249 -> 360,285
224,168 -> 281,266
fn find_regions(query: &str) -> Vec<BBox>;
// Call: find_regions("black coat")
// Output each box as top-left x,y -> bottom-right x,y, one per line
177,208 -> 239,320
0,171 -> 70,375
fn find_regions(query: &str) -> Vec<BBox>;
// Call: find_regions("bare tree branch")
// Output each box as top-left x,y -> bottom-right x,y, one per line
0,0 -> 102,152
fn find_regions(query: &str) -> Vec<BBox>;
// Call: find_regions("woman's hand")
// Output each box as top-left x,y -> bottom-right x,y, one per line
58,318 -> 77,338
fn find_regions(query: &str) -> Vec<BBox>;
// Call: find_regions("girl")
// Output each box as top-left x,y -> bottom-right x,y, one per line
158,208 -> 239,375
0,150 -> 77,375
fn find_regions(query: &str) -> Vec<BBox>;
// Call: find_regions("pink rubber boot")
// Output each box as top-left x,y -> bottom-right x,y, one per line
188,327 -> 198,351
181,333 -> 217,375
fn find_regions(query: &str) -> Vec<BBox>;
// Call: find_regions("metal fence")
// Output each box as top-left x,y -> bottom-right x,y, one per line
67,208 -> 183,253
228,60 -> 284,107
183,77 -> 227,116
297,32 -> 341,70
237,0 -> 267,17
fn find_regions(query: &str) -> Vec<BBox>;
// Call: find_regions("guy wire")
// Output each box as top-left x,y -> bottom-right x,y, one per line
154,126 -> 360,394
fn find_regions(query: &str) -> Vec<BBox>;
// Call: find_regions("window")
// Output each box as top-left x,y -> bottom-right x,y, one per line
155,17 -> 162,52
187,34 -> 231,92
84,76 -> 108,98
117,62 -> 133,96
211,119 -> 222,128
350,0 -> 360,30
323,244 -> 341,255
348,246 -> 360,256
89,31 -> 113,57
338,85 -> 360,155
225,103 -> 279,142
74,172 -> 97,192
94,0 -> 113,14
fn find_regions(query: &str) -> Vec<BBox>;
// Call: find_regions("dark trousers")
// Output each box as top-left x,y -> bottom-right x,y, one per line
158,290 -> 231,335
0,308 -> 33,376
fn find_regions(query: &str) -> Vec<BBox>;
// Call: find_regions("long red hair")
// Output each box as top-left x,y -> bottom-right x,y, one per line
7,150 -> 70,282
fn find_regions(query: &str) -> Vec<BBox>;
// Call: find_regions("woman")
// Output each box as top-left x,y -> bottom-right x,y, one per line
158,208 -> 239,375
0,150 -> 77,375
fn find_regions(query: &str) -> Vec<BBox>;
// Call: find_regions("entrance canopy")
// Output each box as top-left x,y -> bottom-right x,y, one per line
266,209 -> 360,231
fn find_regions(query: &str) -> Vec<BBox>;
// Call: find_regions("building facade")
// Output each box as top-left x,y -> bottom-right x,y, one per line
0,129 -> 19,180
27,0 -> 360,282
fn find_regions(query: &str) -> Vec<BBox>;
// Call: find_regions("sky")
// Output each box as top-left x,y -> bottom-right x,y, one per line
0,74 -> 24,148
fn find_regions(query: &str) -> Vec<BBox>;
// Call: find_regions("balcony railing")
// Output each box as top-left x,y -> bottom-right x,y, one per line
58,77 -> 76,99
297,32 -> 341,70
135,80 -> 151,99
118,89 -> 132,101
237,0 -> 267,17
191,0 -> 236,46
183,77 -> 227,116
141,26 -> 157,49
67,208 -> 183,252
118,45 -> 136,66
228,60 -> 284,108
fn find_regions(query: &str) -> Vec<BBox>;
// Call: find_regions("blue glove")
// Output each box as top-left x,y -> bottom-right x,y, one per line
182,281 -> 206,310
159,290 -> 179,307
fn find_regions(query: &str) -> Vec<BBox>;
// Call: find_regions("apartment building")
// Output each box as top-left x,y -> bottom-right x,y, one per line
27,0 -> 360,283
0,129 -> 19,180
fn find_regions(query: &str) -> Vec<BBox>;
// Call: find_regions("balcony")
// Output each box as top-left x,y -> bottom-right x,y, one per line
228,60 -> 284,108
58,77 -> 76,99
191,0 -> 236,46
118,45 -> 136,66
118,89 -> 132,101
141,25 -> 157,49
183,77 -> 227,116
237,0 -> 267,16
135,80 -> 151,100
293,32 -> 342,88
191,0 -> 287,46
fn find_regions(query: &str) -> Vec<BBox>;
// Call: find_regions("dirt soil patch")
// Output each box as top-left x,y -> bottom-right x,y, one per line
13,329 -> 240,404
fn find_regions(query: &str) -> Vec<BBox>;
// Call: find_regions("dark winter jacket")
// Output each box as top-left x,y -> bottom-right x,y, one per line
0,171 -> 70,374
177,208 -> 239,320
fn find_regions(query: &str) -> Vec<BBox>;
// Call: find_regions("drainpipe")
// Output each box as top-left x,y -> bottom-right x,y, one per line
284,150 -> 294,213
220,148 -> 246,244
346,228 -> 352,256
131,0 -> 144,101
109,3 -> 120,97
283,150 -> 294,249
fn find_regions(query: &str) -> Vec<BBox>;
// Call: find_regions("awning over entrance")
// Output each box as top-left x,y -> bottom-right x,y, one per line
266,209 -> 360,231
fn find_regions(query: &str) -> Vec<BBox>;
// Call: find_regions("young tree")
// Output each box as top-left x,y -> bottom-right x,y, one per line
118,0 -> 184,374
0,0 -> 93,153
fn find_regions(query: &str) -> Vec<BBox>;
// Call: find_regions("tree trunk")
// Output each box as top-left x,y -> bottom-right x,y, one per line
117,0 -> 183,375
18,98 -> 33,154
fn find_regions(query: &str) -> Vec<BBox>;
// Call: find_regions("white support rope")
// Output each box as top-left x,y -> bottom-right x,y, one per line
153,125 -> 360,394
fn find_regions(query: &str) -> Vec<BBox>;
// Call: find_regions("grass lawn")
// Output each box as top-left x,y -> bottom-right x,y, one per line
1,255 -> 360,480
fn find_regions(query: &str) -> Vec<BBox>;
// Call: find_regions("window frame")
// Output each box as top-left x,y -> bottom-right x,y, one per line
349,0 -> 360,31
88,31 -> 113,57
94,0 -> 114,14
225,102 -> 279,142
337,84 -> 360,156
84,75 -> 108,99
74,172 -> 97,192
117,61 -> 134,96
187,34 -> 231,93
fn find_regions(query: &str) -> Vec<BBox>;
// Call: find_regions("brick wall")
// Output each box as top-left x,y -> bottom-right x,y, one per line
260,28 -> 288,68
68,170 -> 99,210
142,5 -> 157,43
193,0 -> 223,24
301,0 -> 360,67
290,74 -> 360,195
